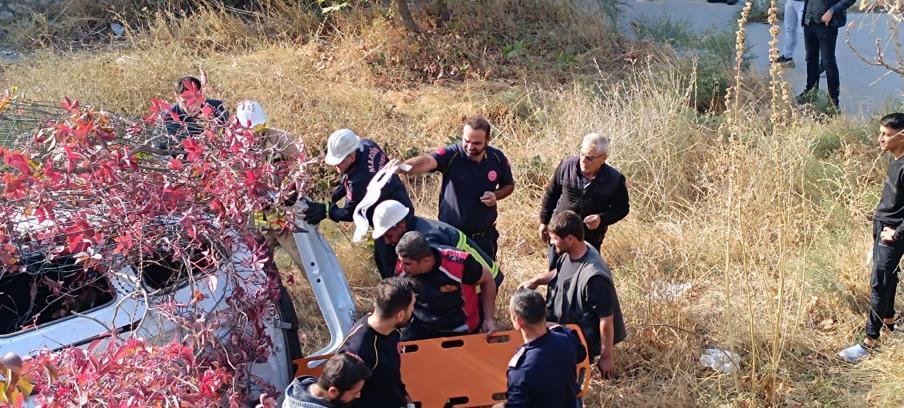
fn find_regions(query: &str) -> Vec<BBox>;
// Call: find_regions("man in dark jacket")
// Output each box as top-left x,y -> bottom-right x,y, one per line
283,353 -> 371,408
492,288 -> 586,408
796,0 -> 856,108
538,133 -> 629,266
523,211 -> 626,378
160,75 -> 229,149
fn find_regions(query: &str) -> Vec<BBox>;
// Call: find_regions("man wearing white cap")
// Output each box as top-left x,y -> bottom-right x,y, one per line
371,200 -> 503,287
236,100 -> 305,271
303,129 -> 414,236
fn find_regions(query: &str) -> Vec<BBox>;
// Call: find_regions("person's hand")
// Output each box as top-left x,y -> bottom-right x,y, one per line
302,199 -> 327,224
538,223 -> 549,243
480,191 -> 497,207
881,226 -> 896,243
482,318 -> 497,337
596,354 -> 614,379
583,214 -> 601,230
519,279 -> 539,290
821,9 -> 833,25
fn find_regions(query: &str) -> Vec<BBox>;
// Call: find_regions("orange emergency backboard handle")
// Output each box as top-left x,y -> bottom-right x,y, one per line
293,324 -> 592,408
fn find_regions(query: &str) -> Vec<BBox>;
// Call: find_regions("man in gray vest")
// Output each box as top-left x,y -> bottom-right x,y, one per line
521,210 -> 626,378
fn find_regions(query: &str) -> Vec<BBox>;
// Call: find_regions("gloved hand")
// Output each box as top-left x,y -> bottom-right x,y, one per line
302,199 -> 327,224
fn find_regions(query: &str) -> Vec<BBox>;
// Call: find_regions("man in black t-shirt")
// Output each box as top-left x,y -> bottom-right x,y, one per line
839,113 -> 904,363
394,232 -> 498,341
522,210 -> 625,378
401,117 -> 515,259
340,277 -> 415,408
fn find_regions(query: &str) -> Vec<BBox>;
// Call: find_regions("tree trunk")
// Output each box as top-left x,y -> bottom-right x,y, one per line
395,0 -> 420,33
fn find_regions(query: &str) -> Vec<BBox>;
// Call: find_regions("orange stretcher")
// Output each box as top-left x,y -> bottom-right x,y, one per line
293,325 -> 592,408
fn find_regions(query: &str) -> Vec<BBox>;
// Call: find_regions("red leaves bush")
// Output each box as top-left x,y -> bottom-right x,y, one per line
0,94 -> 308,406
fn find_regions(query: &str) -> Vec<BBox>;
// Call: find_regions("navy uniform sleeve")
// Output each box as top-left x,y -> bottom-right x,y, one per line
504,367 -> 533,408
551,326 -> 588,364
497,150 -> 514,187
209,99 -> 229,122
430,144 -> 458,173
585,275 -> 614,318
330,171 -> 368,222
460,255 -> 484,285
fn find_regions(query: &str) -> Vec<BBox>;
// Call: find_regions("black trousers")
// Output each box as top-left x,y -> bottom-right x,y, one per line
866,220 -> 902,340
467,226 -> 499,261
803,23 -> 840,106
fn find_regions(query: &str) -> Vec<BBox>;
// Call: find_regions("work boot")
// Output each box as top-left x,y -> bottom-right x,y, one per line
837,342 -> 871,363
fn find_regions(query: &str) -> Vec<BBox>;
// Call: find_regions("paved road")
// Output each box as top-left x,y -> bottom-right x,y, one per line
622,0 -> 903,117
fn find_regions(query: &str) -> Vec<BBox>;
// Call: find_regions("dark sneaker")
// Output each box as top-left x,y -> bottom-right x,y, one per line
774,55 -> 793,64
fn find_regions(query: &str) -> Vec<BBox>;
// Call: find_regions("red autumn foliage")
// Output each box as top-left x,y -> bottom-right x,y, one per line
0,94 -> 308,406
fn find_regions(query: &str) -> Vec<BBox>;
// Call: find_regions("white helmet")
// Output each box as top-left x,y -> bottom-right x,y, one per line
372,200 -> 410,239
235,100 -> 268,129
324,128 -> 362,166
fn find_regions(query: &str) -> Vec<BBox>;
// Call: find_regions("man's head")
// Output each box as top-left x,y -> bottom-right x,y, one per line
325,128 -> 362,173
462,116 -> 491,160
174,76 -> 205,116
509,288 -> 547,331
579,133 -> 609,174
315,353 -> 371,407
548,210 -> 585,254
375,277 -> 416,329
878,113 -> 904,153
371,200 -> 411,245
395,231 -> 436,276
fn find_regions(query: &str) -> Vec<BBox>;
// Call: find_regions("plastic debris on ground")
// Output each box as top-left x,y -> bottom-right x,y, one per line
700,348 -> 740,373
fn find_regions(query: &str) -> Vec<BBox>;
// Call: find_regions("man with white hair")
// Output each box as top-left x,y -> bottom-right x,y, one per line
538,133 -> 629,259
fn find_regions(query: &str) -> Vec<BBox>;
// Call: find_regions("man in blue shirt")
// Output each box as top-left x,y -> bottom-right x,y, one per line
401,117 -> 515,260
493,288 -> 586,408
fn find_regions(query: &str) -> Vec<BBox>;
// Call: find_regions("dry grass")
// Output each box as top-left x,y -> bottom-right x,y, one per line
3,0 -> 903,406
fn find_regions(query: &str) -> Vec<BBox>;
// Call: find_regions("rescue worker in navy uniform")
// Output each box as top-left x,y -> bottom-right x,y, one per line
371,200 -> 504,288
339,277 -> 416,408
493,288 -> 586,408
400,116 -> 515,260
394,231 -> 499,341
303,129 -> 414,265
522,210 -> 626,378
